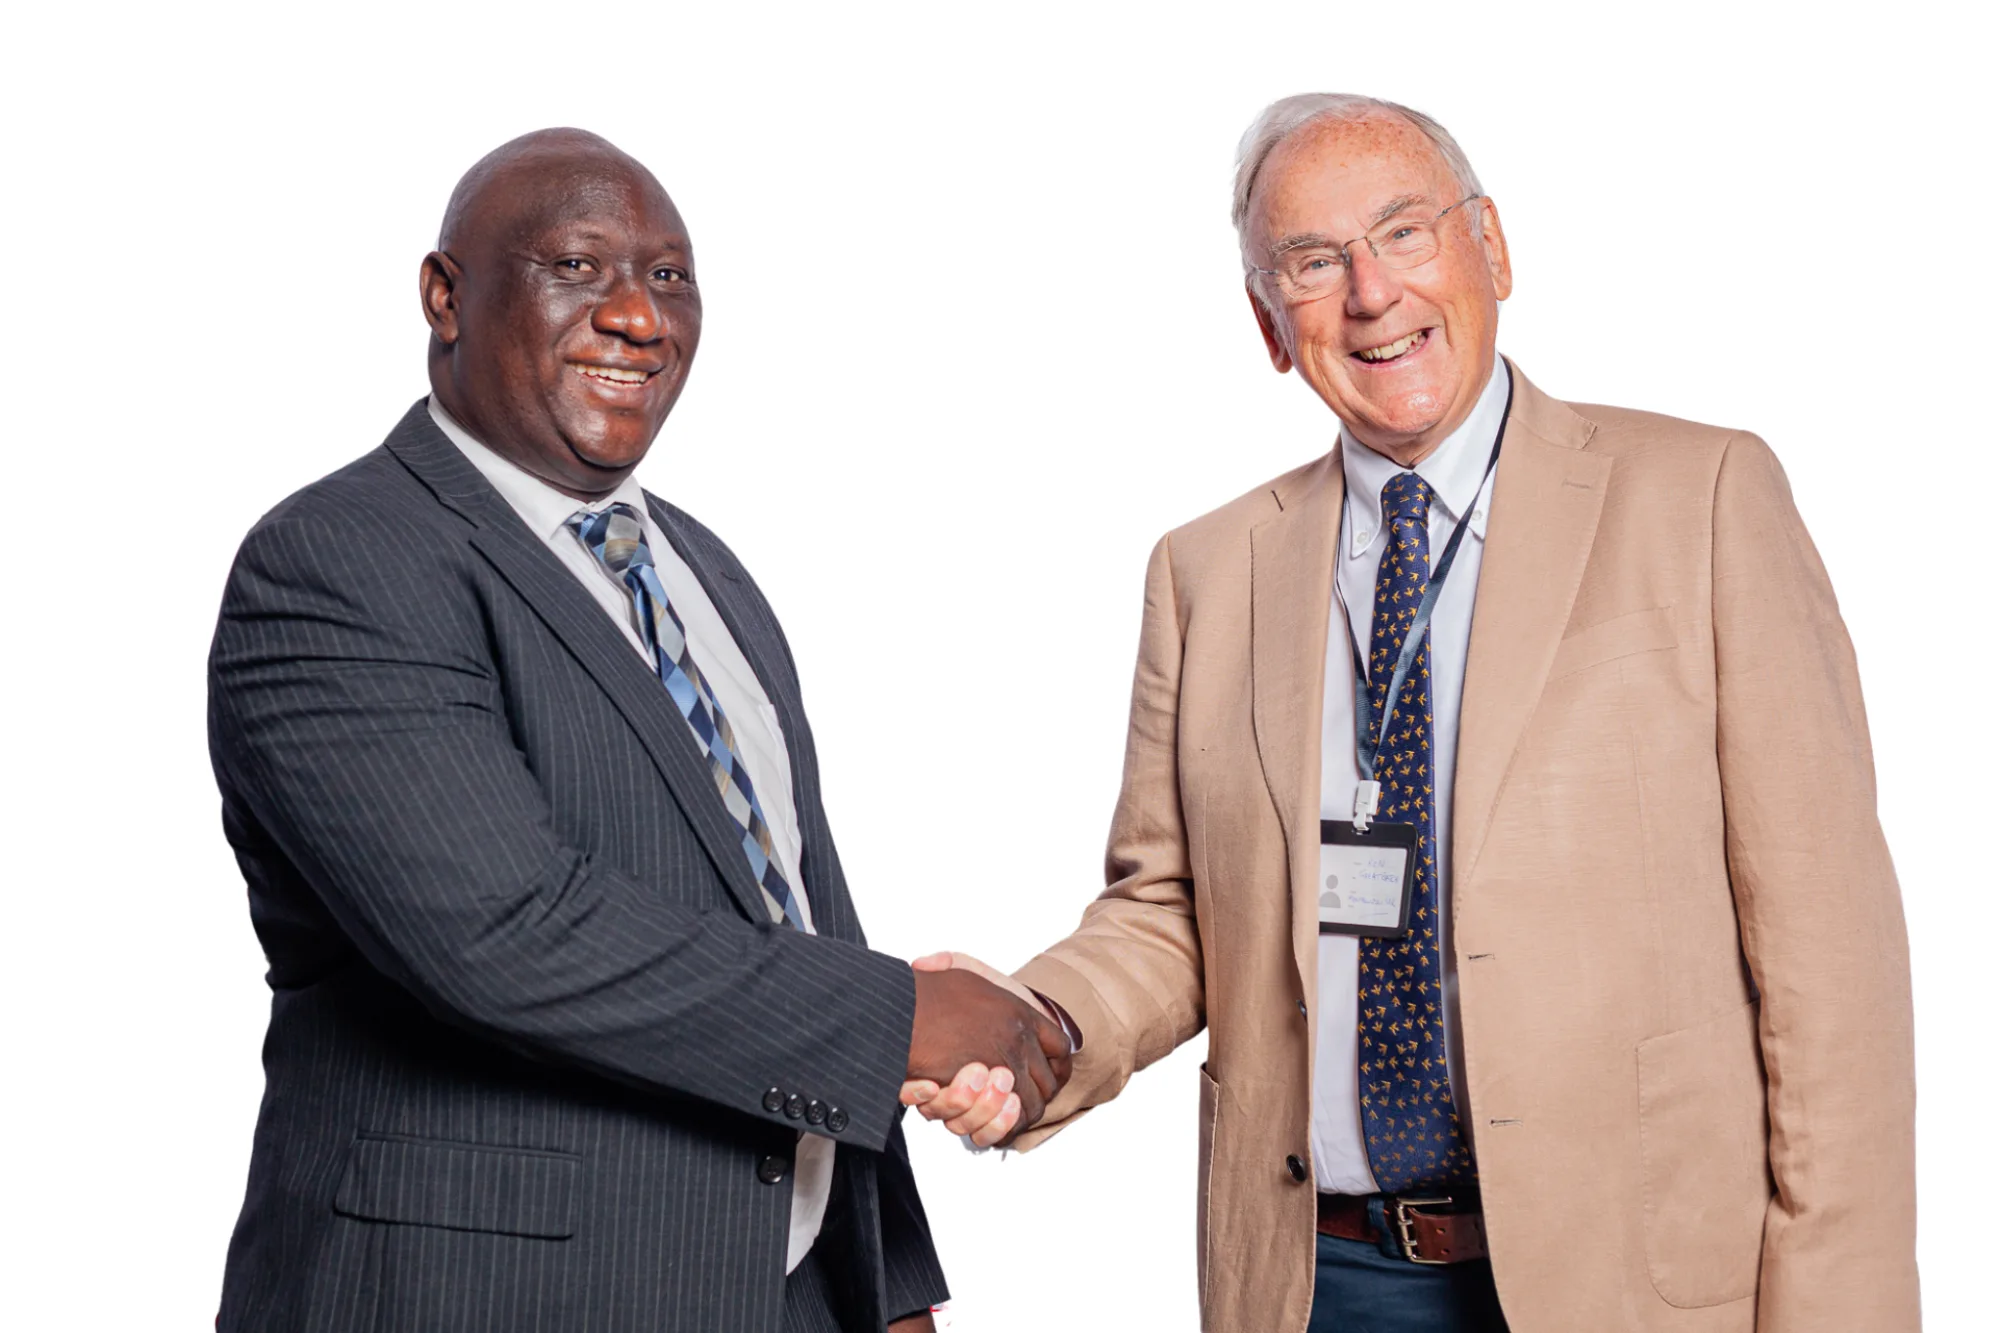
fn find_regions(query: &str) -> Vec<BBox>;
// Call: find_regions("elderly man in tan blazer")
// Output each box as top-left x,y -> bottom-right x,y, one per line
902,93 -> 1919,1333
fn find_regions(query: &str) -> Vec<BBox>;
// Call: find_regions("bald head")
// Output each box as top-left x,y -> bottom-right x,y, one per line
439,128 -> 664,253
420,127 -> 701,501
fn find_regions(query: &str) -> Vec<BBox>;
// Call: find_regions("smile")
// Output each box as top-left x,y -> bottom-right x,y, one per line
569,362 -> 658,387
1352,329 -> 1431,365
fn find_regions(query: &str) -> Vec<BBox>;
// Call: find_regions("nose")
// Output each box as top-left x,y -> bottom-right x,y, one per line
1343,243 -> 1401,319
592,270 -> 663,344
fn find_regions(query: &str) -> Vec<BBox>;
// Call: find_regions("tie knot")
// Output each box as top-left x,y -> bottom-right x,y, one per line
1380,471 -> 1433,526
569,501 -> 653,576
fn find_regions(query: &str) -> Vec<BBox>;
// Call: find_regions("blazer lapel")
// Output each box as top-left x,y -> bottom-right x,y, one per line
1452,363 -> 1609,885
1249,451 -> 1345,994
646,497 -> 863,945
382,406 -> 774,928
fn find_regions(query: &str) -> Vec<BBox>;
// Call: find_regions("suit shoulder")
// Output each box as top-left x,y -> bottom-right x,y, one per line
1565,399 -> 1759,464
1158,454 -> 1325,557
225,445 -> 468,608
1563,398 -> 1790,501
249,445 -> 440,541
644,494 -> 759,587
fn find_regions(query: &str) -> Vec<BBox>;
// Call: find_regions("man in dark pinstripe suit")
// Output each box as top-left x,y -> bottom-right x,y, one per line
207,128 -> 1069,1333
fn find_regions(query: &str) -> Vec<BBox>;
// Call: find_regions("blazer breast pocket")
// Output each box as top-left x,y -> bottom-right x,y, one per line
333,1133 -> 581,1240
1549,605 -> 1678,681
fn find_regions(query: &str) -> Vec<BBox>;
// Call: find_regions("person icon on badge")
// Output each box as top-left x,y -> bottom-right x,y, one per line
1322,875 -> 1343,910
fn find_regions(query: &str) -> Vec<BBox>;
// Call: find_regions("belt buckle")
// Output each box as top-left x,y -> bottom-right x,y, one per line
1389,1195 -> 1453,1266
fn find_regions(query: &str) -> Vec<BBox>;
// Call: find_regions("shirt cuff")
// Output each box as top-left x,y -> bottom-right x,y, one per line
1029,987 -> 1083,1053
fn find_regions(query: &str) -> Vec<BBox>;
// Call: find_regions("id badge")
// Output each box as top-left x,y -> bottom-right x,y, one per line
1316,819 -> 1419,937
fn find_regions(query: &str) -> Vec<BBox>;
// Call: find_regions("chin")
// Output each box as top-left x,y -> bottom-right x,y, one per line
1369,388 -> 1452,436
555,416 -> 659,472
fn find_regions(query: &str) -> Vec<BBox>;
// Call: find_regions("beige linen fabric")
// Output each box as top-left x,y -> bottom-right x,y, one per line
1014,363 -> 1919,1333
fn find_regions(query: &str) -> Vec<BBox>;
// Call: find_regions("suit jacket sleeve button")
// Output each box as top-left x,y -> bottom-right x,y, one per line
805,1099 -> 828,1126
1285,1154 -> 1309,1182
762,1087 -> 785,1114
784,1093 -> 806,1120
757,1155 -> 789,1185
826,1107 -> 849,1134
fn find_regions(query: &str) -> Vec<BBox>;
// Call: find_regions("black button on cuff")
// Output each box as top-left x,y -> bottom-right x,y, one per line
1285,1154 -> 1309,1182
783,1093 -> 806,1120
825,1107 -> 849,1134
757,1154 -> 789,1185
804,1099 -> 827,1126
761,1087 -> 785,1113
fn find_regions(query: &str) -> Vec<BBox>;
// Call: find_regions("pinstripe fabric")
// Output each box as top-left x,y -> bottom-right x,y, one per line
209,403 -> 948,1333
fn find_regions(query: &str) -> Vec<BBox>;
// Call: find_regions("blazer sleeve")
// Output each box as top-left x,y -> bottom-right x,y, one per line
207,511 -> 915,1152
1709,435 -> 1920,1331
1011,533 -> 1207,1146
874,1119 -> 950,1321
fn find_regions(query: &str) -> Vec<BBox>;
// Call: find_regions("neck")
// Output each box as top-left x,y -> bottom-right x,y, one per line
1367,437 -> 1445,469
539,471 -> 626,505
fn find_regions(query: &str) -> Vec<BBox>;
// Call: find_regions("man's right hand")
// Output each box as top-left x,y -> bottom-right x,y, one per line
907,964 -> 1071,1131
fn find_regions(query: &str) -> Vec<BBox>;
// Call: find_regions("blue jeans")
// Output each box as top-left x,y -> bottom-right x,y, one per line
1306,1199 -> 1509,1333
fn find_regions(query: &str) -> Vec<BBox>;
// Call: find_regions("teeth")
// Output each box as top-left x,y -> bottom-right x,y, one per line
573,364 -> 649,383
1356,330 -> 1425,362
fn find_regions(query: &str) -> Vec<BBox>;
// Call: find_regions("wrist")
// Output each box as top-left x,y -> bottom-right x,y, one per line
1029,987 -> 1083,1052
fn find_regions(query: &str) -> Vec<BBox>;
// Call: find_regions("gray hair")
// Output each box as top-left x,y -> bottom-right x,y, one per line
1231,94 -> 1484,268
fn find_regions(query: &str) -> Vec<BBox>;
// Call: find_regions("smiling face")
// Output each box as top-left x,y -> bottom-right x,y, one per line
1244,114 -> 1511,464
422,133 -> 701,500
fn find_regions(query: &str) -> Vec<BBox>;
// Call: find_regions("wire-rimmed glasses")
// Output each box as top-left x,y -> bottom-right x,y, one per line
1251,195 -> 1486,303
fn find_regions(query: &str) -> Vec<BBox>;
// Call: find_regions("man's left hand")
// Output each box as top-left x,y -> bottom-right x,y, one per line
888,1311 -> 937,1332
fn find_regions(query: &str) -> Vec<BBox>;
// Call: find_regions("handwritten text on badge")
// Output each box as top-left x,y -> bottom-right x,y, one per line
1317,841 -> 1411,932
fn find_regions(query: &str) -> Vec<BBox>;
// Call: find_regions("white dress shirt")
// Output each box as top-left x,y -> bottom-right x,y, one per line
1310,362 -> 1510,1195
429,398 -> 834,1271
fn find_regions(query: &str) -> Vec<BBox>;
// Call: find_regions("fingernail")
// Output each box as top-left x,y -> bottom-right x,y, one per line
990,1067 -> 1014,1093
967,1067 -> 988,1091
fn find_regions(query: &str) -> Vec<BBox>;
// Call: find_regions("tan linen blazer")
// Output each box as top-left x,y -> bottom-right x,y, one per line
1013,363 -> 1918,1333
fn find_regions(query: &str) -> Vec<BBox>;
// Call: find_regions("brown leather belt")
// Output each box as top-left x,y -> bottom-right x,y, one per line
1316,1192 -> 1488,1265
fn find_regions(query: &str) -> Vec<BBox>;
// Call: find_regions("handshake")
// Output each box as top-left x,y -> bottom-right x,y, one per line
901,952 -> 1072,1148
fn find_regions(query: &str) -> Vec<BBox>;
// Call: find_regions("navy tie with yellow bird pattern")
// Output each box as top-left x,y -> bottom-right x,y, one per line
1356,471 -> 1475,1193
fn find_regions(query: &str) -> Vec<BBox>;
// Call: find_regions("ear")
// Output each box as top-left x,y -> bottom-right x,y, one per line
1248,281 -> 1293,373
420,251 -> 464,344
1475,198 -> 1513,302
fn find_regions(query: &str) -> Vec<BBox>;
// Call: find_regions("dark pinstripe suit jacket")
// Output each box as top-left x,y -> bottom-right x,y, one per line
208,403 -> 948,1332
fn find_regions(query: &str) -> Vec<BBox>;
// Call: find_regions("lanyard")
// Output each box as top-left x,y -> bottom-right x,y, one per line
1341,383 -> 1511,831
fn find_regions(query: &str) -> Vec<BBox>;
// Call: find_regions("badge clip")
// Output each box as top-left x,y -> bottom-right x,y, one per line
1352,779 -> 1382,833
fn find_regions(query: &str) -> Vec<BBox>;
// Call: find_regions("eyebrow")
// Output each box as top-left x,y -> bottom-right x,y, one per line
1266,193 -> 1436,257
536,226 -> 692,256
1368,193 -> 1431,226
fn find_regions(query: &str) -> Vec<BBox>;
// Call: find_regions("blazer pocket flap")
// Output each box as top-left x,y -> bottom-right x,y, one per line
1551,605 -> 1677,679
334,1134 -> 580,1239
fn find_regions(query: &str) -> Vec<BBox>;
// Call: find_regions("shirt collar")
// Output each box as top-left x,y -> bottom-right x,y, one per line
1340,358 -> 1511,558
427,396 -> 651,542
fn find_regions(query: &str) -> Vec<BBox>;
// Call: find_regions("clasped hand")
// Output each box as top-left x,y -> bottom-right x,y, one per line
903,952 -> 1066,1147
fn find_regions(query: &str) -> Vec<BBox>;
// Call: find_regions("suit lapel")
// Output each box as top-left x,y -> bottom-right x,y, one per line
382,406 -> 774,928
1249,451 -> 1344,994
1452,364 -> 1608,885
646,498 -> 862,945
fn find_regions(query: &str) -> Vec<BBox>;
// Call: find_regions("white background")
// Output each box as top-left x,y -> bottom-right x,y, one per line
3,2 -> 1993,1328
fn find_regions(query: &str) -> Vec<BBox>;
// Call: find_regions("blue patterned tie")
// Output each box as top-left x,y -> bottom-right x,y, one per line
1356,472 -> 1474,1193
568,502 -> 806,930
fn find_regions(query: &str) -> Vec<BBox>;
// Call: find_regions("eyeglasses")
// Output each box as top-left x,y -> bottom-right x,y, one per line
1251,195 -> 1486,304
